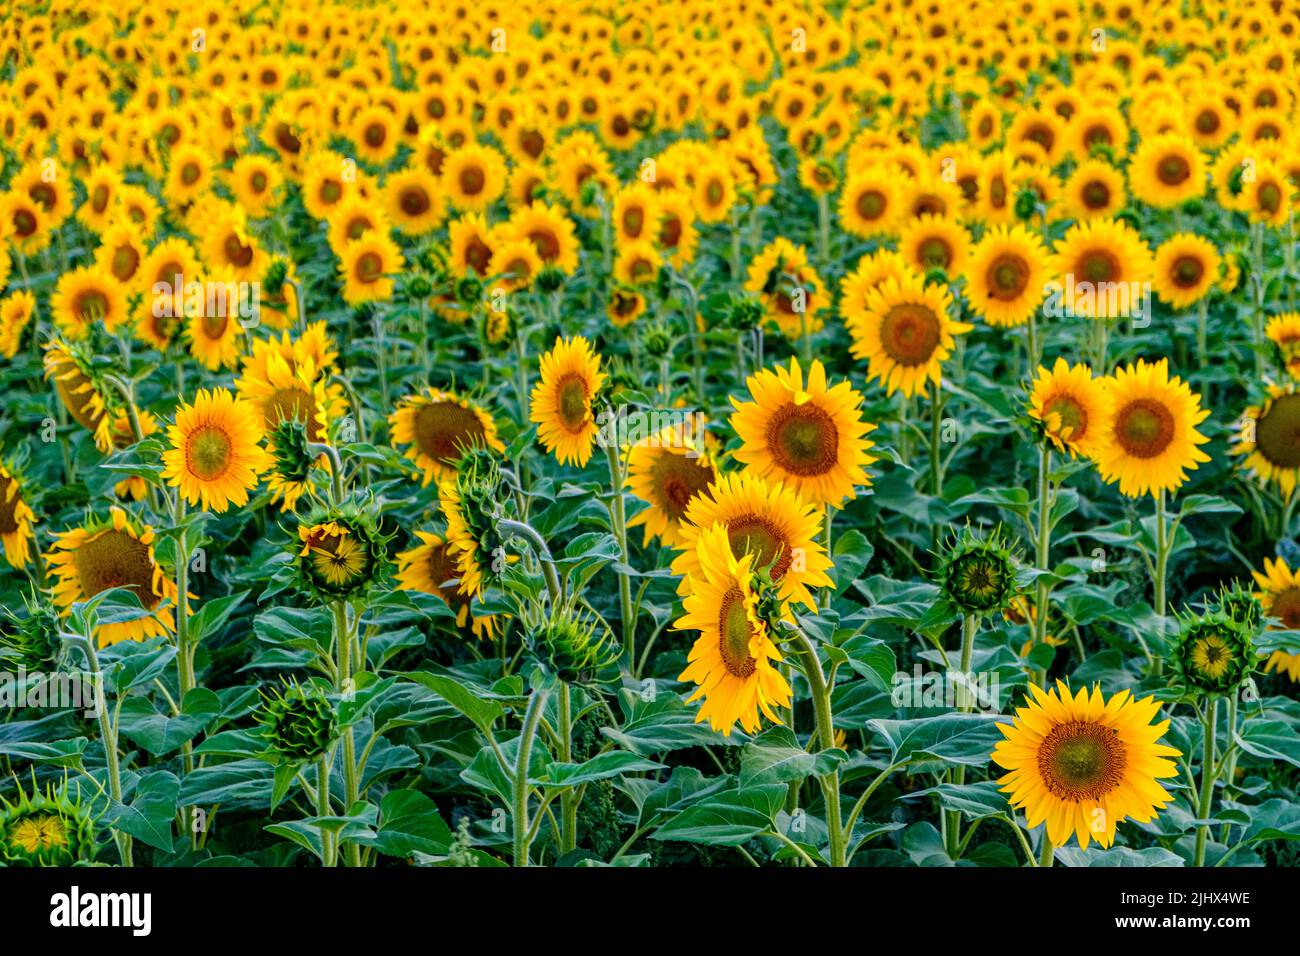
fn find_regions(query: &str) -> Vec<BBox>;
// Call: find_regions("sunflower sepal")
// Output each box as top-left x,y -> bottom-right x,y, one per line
0,778 -> 100,867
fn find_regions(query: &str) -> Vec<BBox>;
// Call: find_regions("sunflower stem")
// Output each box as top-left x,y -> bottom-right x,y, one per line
81,632 -> 133,867
790,627 -> 845,867
603,442 -> 636,668
317,753 -> 335,867
1153,489 -> 1169,677
1195,299 -> 1208,369
1194,696 -> 1219,867
1038,832 -> 1055,868
819,506 -> 834,611
497,519 -> 562,606
172,494 -> 197,795
331,600 -> 361,867
946,614 -> 978,857
512,687 -> 550,866
307,442 -> 345,504
929,380 -> 945,497
558,682 -> 577,855
1033,444 -> 1053,687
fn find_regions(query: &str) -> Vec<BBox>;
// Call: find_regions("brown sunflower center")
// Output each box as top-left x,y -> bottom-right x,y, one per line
400,186 -> 431,217
186,424 -> 233,480
880,302 -> 942,366
622,207 -> 644,236
1196,110 -> 1220,134
856,188 -> 886,220
986,253 -> 1030,300
110,245 -> 139,282
1081,180 -> 1111,209
648,454 -> 714,520
1113,398 -> 1175,459
414,400 -> 487,464
1156,154 -> 1191,186
1254,392 -> 1300,468
223,235 -> 254,268
1077,249 -> 1120,284
727,514 -> 791,579
364,123 -> 387,148
1037,720 -> 1127,801
527,227 -> 561,262
717,586 -> 757,679
1171,255 -> 1205,288
766,403 -> 839,477
72,529 -> 159,610
1044,394 -> 1087,439
555,374 -> 589,432
1270,587 -> 1300,629
1258,182 -> 1282,213
74,289 -> 109,323
917,237 -> 952,269
355,251 -> 384,283
320,180 -> 343,204
458,165 -> 486,196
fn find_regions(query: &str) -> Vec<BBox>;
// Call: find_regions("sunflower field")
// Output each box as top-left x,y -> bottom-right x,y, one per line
0,0 -> 1299,880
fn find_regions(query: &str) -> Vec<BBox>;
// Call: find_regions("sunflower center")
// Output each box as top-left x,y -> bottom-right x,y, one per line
72,529 -> 159,609
1192,635 -> 1233,677
356,252 -> 384,282
1270,587 -> 1300,628
1044,394 -> 1087,439
1157,154 -> 1191,186
555,374 -> 590,432
1254,392 -> 1300,468
648,454 -> 714,519
74,289 -> 109,323
727,514 -> 791,578
458,166 -> 486,195
622,207 -> 644,236
717,586 -> 757,679
1196,110 -> 1220,134
186,424 -> 234,480
880,303 -> 942,366
364,123 -> 387,148
414,400 -> 488,464
766,403 -> 839,476
1037,720 -> 1127,801
0,477 -> 19,534
110,245 -> 139,281
1081,180 -> 1111,209
400,187 -> 431,216
1171,255 -> 1205,288
1078,249 -> 1119,284
917,237 -> 952,269
856,189 -> 886,220
1114,398 -> 1175,459
320,180 -> 343,204
224,235 -> 254,267
986,253 -> 1029,299
1258,182 -> 1282,213
527,227 -> 561,262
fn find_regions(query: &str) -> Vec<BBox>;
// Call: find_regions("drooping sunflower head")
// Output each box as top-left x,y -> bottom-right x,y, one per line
936,525 -> 1021,616
1171,611 -> 1255,696
438,453 -> 511,600
527,603 -> 619,685
529,335 -> 607,468
45,507 -> 176,646
0,461 -> 37,569
848,272 -> 972,397
1095,358 -> 1211,498
0,781 -> 98,867
394,531 -> 496,640
293,497 -> 390,603
258,679 -> 339,764
43,338 -> 117,453
389,387 -> 505,486
1026,357 -> 1112,459
992,682 -> 1181,850
1231,384 -> 1300,498
266,418 -> 317,512
161,388 -> 275,514
729,356 -> 877,507
675,522 -> 793,737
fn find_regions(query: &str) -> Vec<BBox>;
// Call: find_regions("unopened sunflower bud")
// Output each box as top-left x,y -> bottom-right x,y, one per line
0,783 -> 97,867
529,606 -> 618,684
259,680 -> 338,762
1172,612 -> 1255,696
937,526 -> 1021,616
535,267 -> 566,294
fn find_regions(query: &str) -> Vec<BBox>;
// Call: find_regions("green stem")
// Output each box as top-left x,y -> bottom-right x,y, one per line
929,380 -> 944,497
819,507 -> 834,611
1194,697 -> 1219,867
946,614 -> 978,857
558,683 -> 577,854
332,601 -> 361,867
604,442 -> 635,665
1033,444 -> 1052,686
82,636 -> 133,867
318,753 -> 335,867
790,628 -> 844,867
1153,489 -> 1168,677
512,688 -> 551,867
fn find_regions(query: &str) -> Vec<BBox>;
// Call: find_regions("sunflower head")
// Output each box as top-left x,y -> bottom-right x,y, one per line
0,593 -> 62,671
1171,611 -> 1255,696
0,781 -> 98,867
292,497 -> 390,603
269,418 -> 314,487
937,525 -> 1021,615
258,679 -> 338,763
528,604 -> 619,685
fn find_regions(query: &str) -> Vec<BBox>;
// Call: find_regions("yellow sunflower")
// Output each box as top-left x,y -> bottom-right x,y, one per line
438,478 -> 487,599
1048,219 -> 1154,319
183,278 -> 245,371
1266,312 -> 1300,378
964,223 -> 1051,328
530,335 -> 607,468
624,420 -> 718,547
838,166 -> 901,238
1152,234 -> 1220,310
389,388 -> 505,486
1129,134 -> 1207,208
162,388 -> 275,513
395,531 -> 496,640
675,523 -> 793,737
442,142 -> 507,211
743,237 -> 827,339
50,266 -> 129,339
384,166 -> 445,236
1095,358 -> 1211,498
1232,384 -> 1300,497
848,273 -> 972,397
899,214 -> 971,277
506,202 -> 581,275
729,357 -> 876,507
46,508 -> 177,646
1252,556 -> 1300,682
0,463 -> 36,568
43,339 -> 115,452
992,682 -> 1180,850
339,233 -> 403,305
0,289 -> 36,358
1062,159 -> 1127,220
1027,358 -> 1113,459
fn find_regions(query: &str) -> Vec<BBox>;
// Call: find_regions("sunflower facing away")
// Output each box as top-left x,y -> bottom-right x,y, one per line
848,272 -> 972,397
624,420 -> 718,547
1232,384 -> 1300,497
1027,358 -> 1113,459
1094,358 -> 1211,497
1252,556 -> 1300,682
675,523 -> 793,737
162,388 -> 275,513
395,531 -> 495,640
992,682 -> 1181,850
44,339 -> 116,453
390,388 -> 505,486
530,335 -> 607,468
0,463 -> 36,568
46,507 -> 177,646
729,357 -> 876,507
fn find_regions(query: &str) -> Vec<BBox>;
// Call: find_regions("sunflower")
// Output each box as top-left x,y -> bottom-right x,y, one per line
295,507 -> 388,600
1245,160 -> 1291,228
1062,159 -> 1127,220
1252,556 -> 1300,682
1027,358 -> 1113,459
607,286 -> 646,327
77,164 -> 121,232
43,339 -> 115,452
339,233 -> 403,305
50,266 -> 128,339
442,143 -> 507,212
899,214 -> 970,277
1232,384 -> 1300,497
396,531 -> 496,639
1129,134 -> 1206,208
671,471 -> 832,611
438,478 -> 488,599
1095,358 -> 1211,498
992,682 -> 1180,850
302,151 -> 359,221
448,212 -> 496,276
1,190 -> 51,255
489,237 -> 544,292
838,249 -> 914,324
1048,218 -> 1154,319
182,277 -> 245,371
744,237 -> 827,339
0,463 -> 35,568
964,223 -> 1051,328
94,222 -> 145,287
656,190 -> 698,268
848,272 -> 972,397
530,335 -> 606,468
624,420 -> 717,547
613,239 -> 661,288
200,204 -> 267,283
1152,233 -> 1220,310
506,202 -> 580,275
692,158 -> 736,223
162,388 -> 274,513
1266,312 -> 1300,377
729,357 -> 876,507
0,289 -> 36,358
230,154 -> 282,218
46,508 -> 177,646
384,165 -> 444,235
675,522 -> 793,737
613,183 -> 660,243
389,388 -> 504,486
350,105 -> 399,166
165,143 -> 213,207
838,166 -> 900,238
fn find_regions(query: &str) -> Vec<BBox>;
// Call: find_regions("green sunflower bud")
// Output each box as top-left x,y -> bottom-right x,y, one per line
292,496 -> 391,603
1172,611 -> 1255,696
0,782 -> 97,867
1013,188 -> 1038,221
725,294 -> 765,331
262,259 -> 289,298
270,418 -> 314,486
937,526 -> 1021,615
405,271 -> 434,300
535,267 -> 566,294
259,679 -> 338,762
528,606 -> 618,684
455,274 -> 484,308
0,595 -> 62,670
642,322 -> 672,358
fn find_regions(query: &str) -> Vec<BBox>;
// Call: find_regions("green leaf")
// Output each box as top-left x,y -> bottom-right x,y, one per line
118,689 -> 221,756
740,726 -> 816,786
867,713 -> 1005,767
651,785 -> 787,846
901,781 -> 1008,820
1237,719 -> 1300,767
407,671 -> 506,734
363,790 -> 454,858
544,751 -> 665,787
0,738 -> 87,768
104,772 -> 179,852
